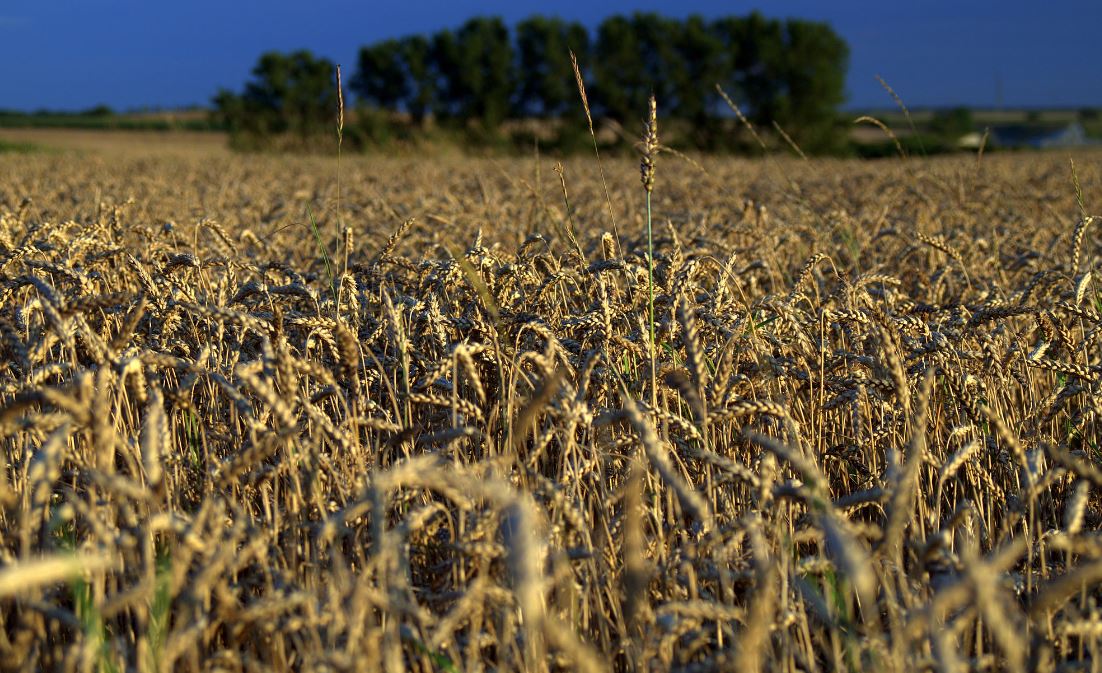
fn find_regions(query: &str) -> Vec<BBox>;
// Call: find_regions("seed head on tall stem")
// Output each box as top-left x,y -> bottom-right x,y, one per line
335,64 -> 347,312
641,96 -> 658,193
640,95 -> 658,411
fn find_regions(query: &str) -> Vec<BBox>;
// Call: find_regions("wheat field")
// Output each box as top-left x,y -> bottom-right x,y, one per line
1,144 -> 1101,672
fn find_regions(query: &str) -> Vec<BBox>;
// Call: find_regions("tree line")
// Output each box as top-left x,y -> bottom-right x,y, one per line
212,12 -> 849,154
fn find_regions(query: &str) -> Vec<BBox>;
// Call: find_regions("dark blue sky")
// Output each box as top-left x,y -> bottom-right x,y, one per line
1,1 -> 1099,112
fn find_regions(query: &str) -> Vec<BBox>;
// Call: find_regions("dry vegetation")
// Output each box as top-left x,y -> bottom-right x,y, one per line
1,143 -> 1102,672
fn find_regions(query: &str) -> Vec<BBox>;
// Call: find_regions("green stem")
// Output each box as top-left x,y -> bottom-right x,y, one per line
306,203 -> 337,309
647,190 -> 657,411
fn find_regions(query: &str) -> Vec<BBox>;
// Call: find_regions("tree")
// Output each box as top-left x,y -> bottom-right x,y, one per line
215,12 -> 852,154
929,106 -> 974,139
211,88 -> 246,135
82,104 -> 114,117
351,36 -> 436,125
631,13 -> 688,109
777,18 -> 849,152
399,35 -> 436,124
352,40 -> 408,111
713,13 -> 786,124
592,15 -> 645,124
515,16 -> 589,117
431,29 -> 461,118
673,15 -> 726,143
244,50 -> 338,139
593,13 -> 686,126
711,14 -> 848,153
432,17 -> 515,129
212,50 -> 338,147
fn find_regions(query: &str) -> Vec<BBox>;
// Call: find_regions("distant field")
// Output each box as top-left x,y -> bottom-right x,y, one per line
858,107 -> 1093,124
858,107 -> 1102,135
0,108 -> 219,132
0,127 -> 229,157
1,144 -> 1101,671
4,105 -> 1099,159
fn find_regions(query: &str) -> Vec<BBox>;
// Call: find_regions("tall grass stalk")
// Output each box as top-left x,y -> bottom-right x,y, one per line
336,65 -> 344,227
641,95 -> 659,410
570,50 -> 620,251
552,162 -> 585,262
293,65 -> 344,313
876,74 -> 926,157
336,64 -> 348,311
307,203 -> 338,306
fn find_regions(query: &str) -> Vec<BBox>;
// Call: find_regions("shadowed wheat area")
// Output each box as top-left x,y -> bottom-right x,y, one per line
1,149 -> 1102,672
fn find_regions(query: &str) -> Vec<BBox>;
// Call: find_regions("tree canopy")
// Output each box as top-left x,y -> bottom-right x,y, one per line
213,50 -> 339,149
515,17 -> 590,117
433,18 -> 516,128
214,12 -> 850,153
